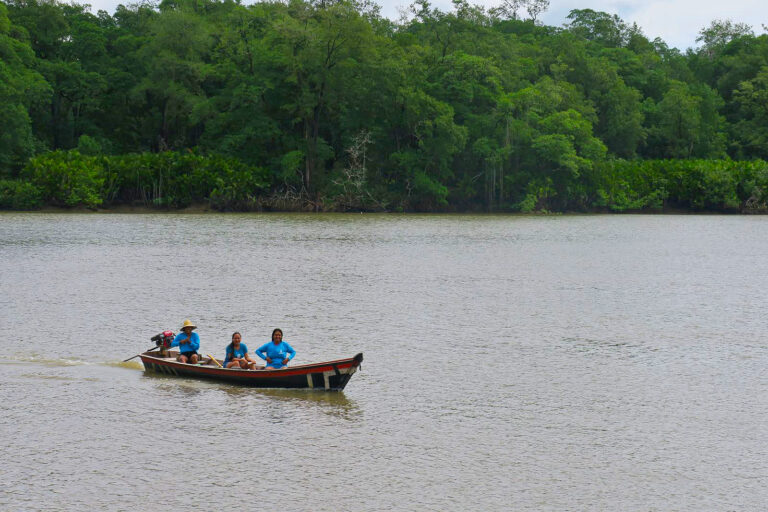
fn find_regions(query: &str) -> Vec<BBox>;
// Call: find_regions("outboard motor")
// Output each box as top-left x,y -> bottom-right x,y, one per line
151,330 -> 175,357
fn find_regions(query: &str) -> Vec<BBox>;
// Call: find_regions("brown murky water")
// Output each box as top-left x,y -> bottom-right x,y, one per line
1,213 -> 766,510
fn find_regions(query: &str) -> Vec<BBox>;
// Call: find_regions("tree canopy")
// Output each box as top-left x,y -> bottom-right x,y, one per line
2,0 -> 768,212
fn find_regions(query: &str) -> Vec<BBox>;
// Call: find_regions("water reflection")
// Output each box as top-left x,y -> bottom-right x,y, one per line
140,372 -> 359,417
142,373 -> 361,422
141,372 -> 208,397
230,387 -> 359,419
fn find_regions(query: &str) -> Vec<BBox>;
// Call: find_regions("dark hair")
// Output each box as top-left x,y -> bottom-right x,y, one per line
227,332 -> 242,356
271,328 -> 283,341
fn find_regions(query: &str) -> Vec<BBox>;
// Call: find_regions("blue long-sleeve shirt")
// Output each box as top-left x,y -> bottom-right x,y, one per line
172,331 -> 200,354
255,341 -> 295,368
224,342 -> 249,366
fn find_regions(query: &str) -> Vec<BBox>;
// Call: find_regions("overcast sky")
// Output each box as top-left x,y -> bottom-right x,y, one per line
82,0 -> 767,50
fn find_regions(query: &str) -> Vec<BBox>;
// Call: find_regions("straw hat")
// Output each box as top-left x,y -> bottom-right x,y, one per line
180,319 -> 197,330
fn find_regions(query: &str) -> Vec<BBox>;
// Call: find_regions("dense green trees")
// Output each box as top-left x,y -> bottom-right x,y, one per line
2,0 -> 768,212
0,2 -> 50,170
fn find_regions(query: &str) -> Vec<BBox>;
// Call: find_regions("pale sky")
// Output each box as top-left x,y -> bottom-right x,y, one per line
81,0 -> 767,50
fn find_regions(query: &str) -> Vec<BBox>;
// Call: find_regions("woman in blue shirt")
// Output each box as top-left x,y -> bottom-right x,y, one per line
224,332 -> 256,369
172,319 -> 200,364
256,328 -> 296,369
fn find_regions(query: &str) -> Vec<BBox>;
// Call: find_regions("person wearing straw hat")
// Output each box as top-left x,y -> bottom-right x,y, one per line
172,319 -> 201,364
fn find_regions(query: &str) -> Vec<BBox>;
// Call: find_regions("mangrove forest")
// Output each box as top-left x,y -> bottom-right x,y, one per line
2,0 -> 768,212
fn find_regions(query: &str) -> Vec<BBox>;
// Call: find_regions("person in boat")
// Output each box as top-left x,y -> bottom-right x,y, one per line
172,319 -> 200,364
224,332 -> 257,369
256,328 -> 296,369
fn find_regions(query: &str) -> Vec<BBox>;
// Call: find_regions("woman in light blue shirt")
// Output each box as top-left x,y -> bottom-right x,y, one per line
256,328 -> 296,369
224,332 -> 256,369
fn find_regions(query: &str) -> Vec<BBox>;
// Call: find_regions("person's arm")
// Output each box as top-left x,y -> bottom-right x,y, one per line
189,332 -> 200,352
284,342 -> 296,364
171,332 -> 189,348
255,343 -> 269,361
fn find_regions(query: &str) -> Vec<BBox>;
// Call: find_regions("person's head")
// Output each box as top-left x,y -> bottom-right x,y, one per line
231,332 -> 241,345
181,319 -> 196,334
271,328 -> 283,343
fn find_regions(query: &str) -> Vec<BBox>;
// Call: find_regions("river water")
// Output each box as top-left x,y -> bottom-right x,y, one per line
0,213 -> 766,511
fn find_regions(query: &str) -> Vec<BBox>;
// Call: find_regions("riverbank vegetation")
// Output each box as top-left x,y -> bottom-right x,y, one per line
2,0 -> 768,212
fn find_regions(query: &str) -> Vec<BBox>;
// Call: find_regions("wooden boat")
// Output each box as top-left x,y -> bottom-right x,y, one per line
139,350 -> 363,391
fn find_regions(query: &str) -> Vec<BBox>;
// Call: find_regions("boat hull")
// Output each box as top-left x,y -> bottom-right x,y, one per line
139,351 -> 363,391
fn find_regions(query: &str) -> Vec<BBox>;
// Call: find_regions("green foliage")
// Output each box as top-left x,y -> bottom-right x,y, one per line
4,0 -> 768,212
15,149 -> 268,210
586,159 -> 768,211
517,178 -> 554,212
76,134 -> 102,155
732,67 -> 768,159
0,1 -> 51,174
208,162 -> 269,211
103,151 -> 269,209
0,178 -> 42,209
566,9 -> 641,48
696,19 -> 753,58
22,150 -> 104,207
411,169 -> 449,208
642,81 -> 726,159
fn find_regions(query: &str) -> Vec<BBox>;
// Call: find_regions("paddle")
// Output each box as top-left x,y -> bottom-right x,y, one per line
207,353 -> 223,368
123,346 -> 159,363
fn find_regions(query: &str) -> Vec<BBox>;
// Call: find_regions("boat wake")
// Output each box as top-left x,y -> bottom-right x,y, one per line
1,355 -> 143,371
107,360 -> 143,371
1,355 -> 94,367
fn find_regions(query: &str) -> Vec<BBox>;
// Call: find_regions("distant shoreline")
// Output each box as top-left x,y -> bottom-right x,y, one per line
3,203 -> 762,215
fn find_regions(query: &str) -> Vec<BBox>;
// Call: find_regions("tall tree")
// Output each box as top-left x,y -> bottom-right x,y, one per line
270,0 -> 377,199
0,1 -> 50,173
133,5 -> 212,150
731,66 -> 768,158
696,19 -> 753,58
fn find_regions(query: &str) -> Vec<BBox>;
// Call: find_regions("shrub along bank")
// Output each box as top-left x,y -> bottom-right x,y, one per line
2,152 -> 768,213
585,159 -> 768,212
1,151 -> 269,211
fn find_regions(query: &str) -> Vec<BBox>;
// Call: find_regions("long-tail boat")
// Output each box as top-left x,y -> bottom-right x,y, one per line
139,350 -> 363,391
